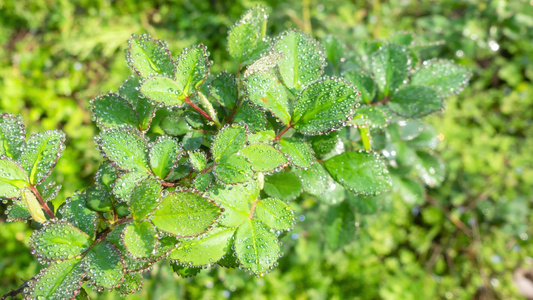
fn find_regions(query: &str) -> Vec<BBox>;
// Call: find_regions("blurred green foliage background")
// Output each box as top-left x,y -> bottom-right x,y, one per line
0,0 -> 532,299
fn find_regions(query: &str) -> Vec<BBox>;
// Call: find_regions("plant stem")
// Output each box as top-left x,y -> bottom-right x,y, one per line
248,198 -> 258,219
29,185 -> 55,219
183,95 -> 215,123
274,123 -> 292,141
370,96 -> 390,106
358,127 -> 372,151
161,181 -> 177,187
1,278 -> 32,300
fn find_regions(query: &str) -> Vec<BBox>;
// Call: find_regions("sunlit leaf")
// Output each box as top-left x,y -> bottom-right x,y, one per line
235,219 -> 280,275
170,226 -> 235,266
20,130 -> 65,185
126,34 -> 174,78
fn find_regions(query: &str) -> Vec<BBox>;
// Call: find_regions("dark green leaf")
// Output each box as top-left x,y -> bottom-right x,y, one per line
175,45 -> 210,97
91,93 -> 139,129
349,105 -> 391,129
182,130 -> 204,151
119,75 -> 156,131
126,34 -> 174,78
292,78 -> 359,135
86,185 -> 113,212
112,171 -> 149,203
343,70 -> 377,104
131,177 -> 162,221
27,258 -> 84,300
59,191 -> 98,237
124,221 -> 158,258
240,143 -> 288,172
371,44 -> 409,96
233,103 -> 267,133
96,126 -> 149,172
94,161 -> 119,195
149,136 -> 182,179
322,35 -> 345,69
170,227 -> 235,266
255,198 -> 294,230
211,124 -> 248,162
410,60 -> 471,97
31,221 -> 92,260
235,219 -> 280,275
194,172 -> 212,191
293,162 -> 329,196
6,199 -> 31,222
152,190 -> 221,237
0,113 -> 25,160
20,130 -> 65,185
171,263 -> 202,278
244,72 -> 291,124
264,171 -> 302,201
324,151 -> 391,196
160,114 -> 191,136
213,155 -> 253,185
278,138 -> 315,169
82,241 -> 124,289
324,200 -> 356,250
117,273 -> 144,297
308,131 -> 339,157
389,85 -> 442,118
210,72 -> 237,109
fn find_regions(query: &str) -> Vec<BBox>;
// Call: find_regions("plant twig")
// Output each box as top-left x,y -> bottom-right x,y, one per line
29,185 -> 55,219
370,96 -> 390,106
274,123 -> 292,141
183,95 -> 215,123
248,198 -> 259,219
1,278 -> 33,300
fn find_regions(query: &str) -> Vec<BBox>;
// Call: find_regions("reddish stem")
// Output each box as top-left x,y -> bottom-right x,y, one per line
248,198 -> 258,219
161,181 -> 177,187
370,96 -> 390,106
274,123 -> 292,141
29,185 -> 55,219
184,95 -> 214,122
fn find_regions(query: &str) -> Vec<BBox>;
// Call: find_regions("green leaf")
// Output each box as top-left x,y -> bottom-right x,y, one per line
210,72 -> 237,109
244,51 -> 284,78
248,130 -> 275,144
112,171 -> 149,203
233,103 -> 267,133
346,192 -> 383,214
414,151 -> 445,187
213,155 -> 253,185
160,114 -> 191,136
152,190 -> 221,237
273,30 -> 325,92
292,78 -> 359,135
59,191 -> 98,237
293,162 -> 329,196
171,263 -> 202,278
91,93 -> 139,129
388,85 -> 442,118
389,31 -> 414,46
343,70 -> 377,104
324,200 -> 356,250
264,171 -> 302,201
209,182 -> 259,227
371,44 -> 409,96
324,151 -> 391,196
149,136 -> 182,179
37,181 -> 61,202
406,124 -> 439,150
182,130 -> 204,151
140,76 -> 186,107
31,221 -> 92,260
175,45 -> 210,97
20,130 -> 65,185
349,105 -> 391,129
235,219 -> 280,275
308,132 -> 339,157
0,158 -> 28,198
20,187 -> 46,223
124,221 -> 158,258
131,177 -> 162,221
0,113 -> 25,160
240,143 -> 288,172
86,185 -> 113,212
410,60 -> 471,97
227,5 -> 268,64
96,126 -> 149,172
244,71 -> 291,124
194,172 -> 212,191
94,161 -> 119,195
105,224 -> 154,273
83,241 -> 124,289
119,75 -> 156,131
117,273 -> 144,297
322,35 -> 345,69
278,138 -> 315,169
255,198 -> 294,230
126,34 -> 174,78
6,199 -> 31,222
27,258 -> 84,300
188,151 -> 207,171
211,124 -> 248,162
392,175 -> 425,205
170,226 -> 235,266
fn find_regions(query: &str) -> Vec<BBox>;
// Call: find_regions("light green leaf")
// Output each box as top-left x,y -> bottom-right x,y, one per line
227,5 -> 268,64
240,143 -> 288,172
213,155 -> 253,185
112,171 -> 149,203
235,219 -> 280,275
105,224 -> 153,273
209,182 -> 259,227
278,138 -> 315,169
248,130 -> 275,144
96,126 -> 149,172
308,131 -> 339,157
371,44 -> 409,96
27,258 -> 84,300
255,198 -> 294,230
273,30 -> 325,92
244,71 -> 291,124
188,151 -> 207,171
117,273 -> 144,297
292,78 -> 359,135
170,226 -> 235,266
0,113 -> 25,160
292,162 -> 329,196
21,187 -> 46,223
126,34 -> 174,78
91,93 -> 139,129
194,172 -> 212,191
389,31 -> 414,46
175,45 -> 209,97
31,221 -> 92,260
263,171 -> 302,201
414,151 -> 445,188
140,76 -> 185,106
6,199 -> 31,222
210,72 -> 237,109
119,75 -> 156,131
244,51 -> 284,78
343,70 -> 377,104
86,185 -> 113,212
83,241 -> 124,289
322,35 -> 345,69
160,114 -> 191,136
59,191 -> 98,237
124,221 -> 158,258
349,105 -> 391,129
131,177 -> 162,221
389,85 -> 442,118
94,161 -> 119,195
211,124 -> 248,162
20,130 -> 65,185
182,130 -> 204,151
0,158 -> 28,198
233,103 -> 267,133
392,175 -> 425,205
324,200 -> 356,250
410,60 -> 471,97
152,190 -> 221,237
406,124 -> 439,150
346,192 -> 383,214
149,136 -> 182,179
324,151 -> 391,196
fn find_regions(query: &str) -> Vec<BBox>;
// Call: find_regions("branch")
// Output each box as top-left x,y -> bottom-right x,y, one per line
183,95 -> 215,123
1,278 -> 33,300
29,185 -> 55,219
248,198 -> 259,219
370,96 -> 390,106
273,123 -> 292,141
